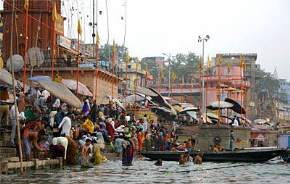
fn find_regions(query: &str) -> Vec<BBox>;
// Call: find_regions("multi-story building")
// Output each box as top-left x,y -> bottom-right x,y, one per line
1,0 -> 120,104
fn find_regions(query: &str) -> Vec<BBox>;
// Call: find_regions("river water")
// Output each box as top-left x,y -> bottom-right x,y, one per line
1,159 -> 289,184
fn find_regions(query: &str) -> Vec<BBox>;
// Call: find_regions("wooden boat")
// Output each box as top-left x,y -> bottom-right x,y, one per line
142,148 -> 287,162
281,149 -> 290,162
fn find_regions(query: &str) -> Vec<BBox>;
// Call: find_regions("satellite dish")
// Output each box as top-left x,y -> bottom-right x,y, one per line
26,47 -> 44,67
6,54 -> 24,72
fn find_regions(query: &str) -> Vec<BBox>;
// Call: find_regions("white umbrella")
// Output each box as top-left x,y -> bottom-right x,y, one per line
207,101 -> 233,110
123,94 -> 145,103
62,79 -> 93,97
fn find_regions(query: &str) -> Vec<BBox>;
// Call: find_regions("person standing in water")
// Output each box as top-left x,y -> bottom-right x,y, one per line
122,133 -> 134,166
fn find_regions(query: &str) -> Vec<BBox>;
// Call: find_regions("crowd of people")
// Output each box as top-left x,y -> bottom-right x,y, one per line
0,85 -> 202,167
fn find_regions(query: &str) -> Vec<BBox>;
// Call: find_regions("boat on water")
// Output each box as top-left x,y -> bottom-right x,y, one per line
142,148 -> 287,162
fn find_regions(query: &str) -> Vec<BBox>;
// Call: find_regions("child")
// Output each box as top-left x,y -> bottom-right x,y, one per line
81,138 -> 92,167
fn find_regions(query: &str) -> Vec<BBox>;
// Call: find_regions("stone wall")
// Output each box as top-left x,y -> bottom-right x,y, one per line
196,126 -> 251,152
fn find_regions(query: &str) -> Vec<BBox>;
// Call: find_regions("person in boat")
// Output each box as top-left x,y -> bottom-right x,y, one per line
143,132 -> 152,151
229,130 -> 235,151
154,159 -> 162,166
194,152 -> 203,164
122,132 -> 134,166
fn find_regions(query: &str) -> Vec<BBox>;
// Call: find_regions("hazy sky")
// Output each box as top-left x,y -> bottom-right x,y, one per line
2,0 -> 290,79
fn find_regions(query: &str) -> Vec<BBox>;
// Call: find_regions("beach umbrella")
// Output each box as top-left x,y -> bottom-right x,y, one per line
225,98 -> 246,114
133,86 -> 158,97
0,69 -> 28,92
62,79 -> 93,97
206,112 -> 219,120
253,119 -> 267,124
151,106 -> 176,121
185,111 -> 198,120
37,80 -> 82,108
179,106 -> 199,114
123,94 -> 146,103
207,101 -> 233,110
29,75 -> 51,82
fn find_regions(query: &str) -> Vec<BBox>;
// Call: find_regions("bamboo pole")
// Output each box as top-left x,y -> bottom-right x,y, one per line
76,32 -> 80,95
10,0 -> 23,173
23,0 -> 29,93
51,6 -> 56,80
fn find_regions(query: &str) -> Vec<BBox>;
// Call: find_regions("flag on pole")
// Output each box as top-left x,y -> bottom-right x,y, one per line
24,0 -> 29,10
240,55 -> 245,70
96,32 -> 100,45
207,56 -> 211,68
171,71 -> 177,81
52,3 -> 58,21
77,19 -> 82,35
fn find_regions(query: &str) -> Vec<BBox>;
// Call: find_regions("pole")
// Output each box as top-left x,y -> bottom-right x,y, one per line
168,62 -> 171,97
92,0 -> 95,57
23,1 -> 29,93
76,33 -> 80,95
95,0 -> 99,101
10,0 -> 23,173
201,40 -> 206,115
51,6 -> 56,80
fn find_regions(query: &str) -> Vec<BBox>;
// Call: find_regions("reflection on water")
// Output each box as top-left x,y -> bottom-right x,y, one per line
1,159 -> 290,184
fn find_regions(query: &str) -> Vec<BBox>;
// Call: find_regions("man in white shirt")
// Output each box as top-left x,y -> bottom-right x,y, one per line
10,104 -> 19,146
58,113 -> 72,137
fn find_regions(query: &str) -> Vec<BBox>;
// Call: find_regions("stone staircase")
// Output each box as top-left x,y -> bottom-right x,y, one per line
0,127 -> 17,161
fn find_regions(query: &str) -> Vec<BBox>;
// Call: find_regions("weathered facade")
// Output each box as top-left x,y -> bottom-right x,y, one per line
196,126 -> 251,151
2,0 -> 62,62
31,67 -> 120,104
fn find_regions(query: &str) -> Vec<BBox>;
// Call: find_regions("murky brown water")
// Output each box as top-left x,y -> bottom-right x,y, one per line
1,159 -> 289,184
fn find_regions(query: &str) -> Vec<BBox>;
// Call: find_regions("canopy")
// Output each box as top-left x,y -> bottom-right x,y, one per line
225,98 -> 246,114
207,101 -> 233,110
123,94 -> 146,103
62,79 -> 93,97
37,80 -> 82,108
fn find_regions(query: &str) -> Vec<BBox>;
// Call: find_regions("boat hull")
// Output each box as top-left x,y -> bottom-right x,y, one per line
142,149 -> 287,162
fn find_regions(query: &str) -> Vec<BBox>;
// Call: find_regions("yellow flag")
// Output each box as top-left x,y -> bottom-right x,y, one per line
240,55 -> 245,69
96,32 -> 100,45
24,0 -> 29,10
171,71 -> 177,81
0,56 -> 3,69
52,3 -> 58,21
216,55 -> 222,65
207,56 -> 211,68
227,63 -> 231,73
77,19 -> 82,35
160,67 -> 164,80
